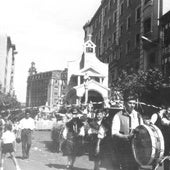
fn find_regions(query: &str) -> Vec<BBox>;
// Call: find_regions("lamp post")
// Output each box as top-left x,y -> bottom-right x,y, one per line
84,73 -> 90,105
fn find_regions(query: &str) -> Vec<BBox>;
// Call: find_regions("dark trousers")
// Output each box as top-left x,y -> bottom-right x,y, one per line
21,129 -> 32,158
113,139 -> 139,170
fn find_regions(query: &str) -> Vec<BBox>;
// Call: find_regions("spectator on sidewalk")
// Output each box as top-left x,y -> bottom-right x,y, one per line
19,109 -> 35,159
0,124 -> 21,170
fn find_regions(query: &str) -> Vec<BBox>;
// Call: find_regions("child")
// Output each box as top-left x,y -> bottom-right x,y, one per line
0,124 -> 21,170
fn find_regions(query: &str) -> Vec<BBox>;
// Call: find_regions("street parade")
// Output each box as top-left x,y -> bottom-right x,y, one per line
0,91 -> 170,170
1,0 -> 170,170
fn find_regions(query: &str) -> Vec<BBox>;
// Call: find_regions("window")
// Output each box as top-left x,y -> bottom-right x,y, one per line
120,3 -> 124,16
86,47 -> 93,53
144,0 -> 151,5
95,35 -> 98,44
99,14 -> 101,23
95,19 -> 98,28
127,16 -> 131,30
108,0 -> 111,10
118,45 -> 122,60
127,0 -> 131,7
108,18 -> 112,29
109,54 -> 113,62
113,32 -> 116,43
144,17 -> 151,34
136,6 -> 141,21
113,11 -> 117,23
108,37 -> 112,47
149,53 -> 156,64
120,25 -> 123,36
126,40 -> 130,53
104,42 -> 107,51
104,23 -> 107,34
135,33 -> 140,47
104,6 -> 107,17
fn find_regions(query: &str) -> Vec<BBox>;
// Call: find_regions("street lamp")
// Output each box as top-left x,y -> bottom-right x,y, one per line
141,36 -> 153,43
141,36 -> 158,45
84,73 -> 90,105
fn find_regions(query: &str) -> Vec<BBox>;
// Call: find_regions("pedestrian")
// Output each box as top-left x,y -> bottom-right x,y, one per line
150,105 -> 170,170
111,91 -> 143,170
2,111 -> 13,132
62,107 -> 85,169
19,109 -> 35,159
0,123 -> 21,170
0,114 -> 5,138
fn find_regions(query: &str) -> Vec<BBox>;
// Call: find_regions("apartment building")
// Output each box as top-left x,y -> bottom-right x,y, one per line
84,0 -> 167,87
0,34 -> 17,95
160,10 -> 170,77
26,64 -> 67,108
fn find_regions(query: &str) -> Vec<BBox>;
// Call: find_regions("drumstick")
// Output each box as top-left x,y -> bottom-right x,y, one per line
153,156 -> 170,170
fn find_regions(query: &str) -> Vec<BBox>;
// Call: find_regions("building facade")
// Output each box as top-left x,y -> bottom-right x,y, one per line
160,10 -> 170,77
66,37 -> 109,108
83,0 -> 168,88
0,34 -> 17,96
26,64 -> 67,108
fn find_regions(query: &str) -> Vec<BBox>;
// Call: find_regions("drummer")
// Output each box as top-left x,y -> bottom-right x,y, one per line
111,91 -> 143,170
150,105 -> 170,170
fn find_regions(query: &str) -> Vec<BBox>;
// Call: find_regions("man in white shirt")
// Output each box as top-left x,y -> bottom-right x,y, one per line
19,109 -> 35,159
111,92 -> 143,170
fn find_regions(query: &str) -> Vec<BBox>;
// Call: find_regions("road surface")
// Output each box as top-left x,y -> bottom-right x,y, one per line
3,130 -> 164,170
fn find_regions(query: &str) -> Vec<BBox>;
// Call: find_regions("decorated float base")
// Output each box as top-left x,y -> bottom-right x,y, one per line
35,118 -> 57,130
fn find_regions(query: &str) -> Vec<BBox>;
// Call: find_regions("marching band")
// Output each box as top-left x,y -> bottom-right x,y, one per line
0,95 -> 170,170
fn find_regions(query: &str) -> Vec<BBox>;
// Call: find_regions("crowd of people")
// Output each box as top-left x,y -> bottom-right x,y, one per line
53,92 -> 170,170
0,109 -> 35,170
0,91 -> 170,170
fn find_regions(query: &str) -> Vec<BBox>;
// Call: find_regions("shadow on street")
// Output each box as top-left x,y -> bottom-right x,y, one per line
41,140 -> 58,153
46,163 -> 90,170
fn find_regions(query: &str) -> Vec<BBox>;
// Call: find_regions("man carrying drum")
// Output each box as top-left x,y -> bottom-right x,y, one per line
150,106 -> 170,170
111,91 -> 143,170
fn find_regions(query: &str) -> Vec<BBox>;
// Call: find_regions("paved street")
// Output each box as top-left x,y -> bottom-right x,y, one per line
3,130 -> 94,170
2,130 -> 164,170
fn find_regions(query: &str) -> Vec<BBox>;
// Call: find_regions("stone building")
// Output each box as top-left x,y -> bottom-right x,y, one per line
0,34 -> 17,96
66,36 -> 109,108
83,0 -> 169,87
160,10 -> 170,77
26,63 -> 67,108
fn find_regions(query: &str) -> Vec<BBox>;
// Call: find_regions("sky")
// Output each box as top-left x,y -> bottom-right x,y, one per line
0,0 -> 101,103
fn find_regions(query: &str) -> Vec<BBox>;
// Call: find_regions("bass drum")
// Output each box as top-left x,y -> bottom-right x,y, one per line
132,124 -> 164,166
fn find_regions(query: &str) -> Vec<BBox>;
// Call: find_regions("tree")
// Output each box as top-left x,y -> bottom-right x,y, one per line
0,92 -> 21,111
111,68 -> 169,107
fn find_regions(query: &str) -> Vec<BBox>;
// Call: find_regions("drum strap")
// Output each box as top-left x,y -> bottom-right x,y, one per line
129,116 -> 131,134
129,113 -> 141,134
137,113 -> 141,125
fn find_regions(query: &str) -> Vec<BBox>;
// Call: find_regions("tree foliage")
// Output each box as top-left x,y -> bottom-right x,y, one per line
111,68 -> 170,106
0,92 -> 21,110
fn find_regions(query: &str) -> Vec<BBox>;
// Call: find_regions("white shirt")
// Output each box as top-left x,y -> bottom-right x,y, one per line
2,130 -> 16,144
112,110 -> 143,135
19,117 -> 35,130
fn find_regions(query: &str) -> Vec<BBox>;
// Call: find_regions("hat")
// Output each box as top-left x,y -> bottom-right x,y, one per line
123,91 -> 138,101
69,108 -> 78,114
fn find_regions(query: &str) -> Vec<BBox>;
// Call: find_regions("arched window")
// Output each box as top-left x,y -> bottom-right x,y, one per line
86,47 -> 93,53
